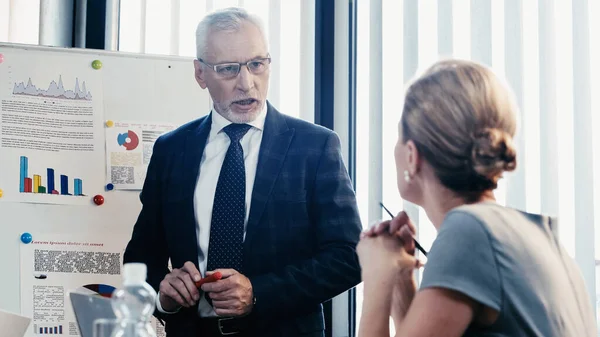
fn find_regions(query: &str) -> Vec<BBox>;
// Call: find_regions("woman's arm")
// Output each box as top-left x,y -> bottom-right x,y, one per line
390,275 -> 417,328
361,279 -> 478,337
357,213 -> 423,337
358,210 -> 502,337
394,288 -> 478,337
392,211 -> 503,336
358,277 -> 395,337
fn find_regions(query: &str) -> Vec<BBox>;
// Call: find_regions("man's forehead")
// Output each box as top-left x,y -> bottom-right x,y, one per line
204,24 -> 268,63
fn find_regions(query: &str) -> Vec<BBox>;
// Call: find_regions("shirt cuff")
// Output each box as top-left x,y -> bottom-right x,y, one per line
155,291 -> 181,314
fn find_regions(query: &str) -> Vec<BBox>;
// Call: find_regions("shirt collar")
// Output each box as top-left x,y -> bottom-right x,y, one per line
211,102 -> 268,134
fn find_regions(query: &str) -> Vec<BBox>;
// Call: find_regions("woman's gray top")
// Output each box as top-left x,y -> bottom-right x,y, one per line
420,202 -> 596,336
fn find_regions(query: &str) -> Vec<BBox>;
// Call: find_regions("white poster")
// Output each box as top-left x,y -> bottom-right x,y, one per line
19,234 -> 165,337
105,121 -> 177,190
0,50 -> 105,205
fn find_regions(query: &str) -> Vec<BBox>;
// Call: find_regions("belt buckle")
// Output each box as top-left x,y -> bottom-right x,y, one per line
218,317 -> 240,336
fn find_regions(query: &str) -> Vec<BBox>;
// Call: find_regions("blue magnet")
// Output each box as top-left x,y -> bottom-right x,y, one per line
106,183 -> 114,191
21,232 -> 32,244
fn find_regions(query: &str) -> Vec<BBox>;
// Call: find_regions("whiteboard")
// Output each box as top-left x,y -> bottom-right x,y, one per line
0,42 -> 210,316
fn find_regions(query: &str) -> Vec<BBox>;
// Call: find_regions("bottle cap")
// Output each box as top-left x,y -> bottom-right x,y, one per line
123,263 -> 147,285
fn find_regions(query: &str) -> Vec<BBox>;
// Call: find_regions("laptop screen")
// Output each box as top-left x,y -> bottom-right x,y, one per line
69,293 -> 116,337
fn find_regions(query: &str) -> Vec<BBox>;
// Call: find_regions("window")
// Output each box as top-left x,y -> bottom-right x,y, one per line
355,0 -> 600,333
118,0 -> 314,121
0,0 -> 40,44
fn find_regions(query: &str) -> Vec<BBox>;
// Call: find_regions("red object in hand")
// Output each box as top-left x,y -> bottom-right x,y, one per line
195,272 -> 222,288
93,194 -> 104,205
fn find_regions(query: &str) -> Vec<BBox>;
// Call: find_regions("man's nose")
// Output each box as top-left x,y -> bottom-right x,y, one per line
236,66 -> 254,91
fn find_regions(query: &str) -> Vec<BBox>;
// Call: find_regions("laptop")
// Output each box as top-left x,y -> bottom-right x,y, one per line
70,292 -> 116,337
0,308 -> 31,337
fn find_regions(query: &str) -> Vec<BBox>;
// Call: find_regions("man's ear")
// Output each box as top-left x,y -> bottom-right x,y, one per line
194,59 -> 207,89
405,139 -> 420,176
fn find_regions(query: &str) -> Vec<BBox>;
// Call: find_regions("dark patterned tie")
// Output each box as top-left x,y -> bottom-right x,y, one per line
205,123 -> 251,305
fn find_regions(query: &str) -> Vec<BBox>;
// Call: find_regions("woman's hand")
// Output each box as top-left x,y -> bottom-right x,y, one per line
359,211 -> 423,275
356,211 -> 424,336
362,211 -> 417,253
357,232 -> 422,280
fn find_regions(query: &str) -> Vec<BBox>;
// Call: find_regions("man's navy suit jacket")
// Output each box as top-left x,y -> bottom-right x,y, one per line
123,103 -> 362,336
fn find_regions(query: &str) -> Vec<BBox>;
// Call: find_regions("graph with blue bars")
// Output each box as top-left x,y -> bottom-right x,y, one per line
35,324 -> 63,335
19,156 -> 85,196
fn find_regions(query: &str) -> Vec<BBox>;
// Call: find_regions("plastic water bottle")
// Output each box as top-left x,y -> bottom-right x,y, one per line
111,263 -> 157,337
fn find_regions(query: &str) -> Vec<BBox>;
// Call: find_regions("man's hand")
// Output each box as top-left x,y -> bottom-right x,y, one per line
201,269 -> 254,317
158,261 -> 202,312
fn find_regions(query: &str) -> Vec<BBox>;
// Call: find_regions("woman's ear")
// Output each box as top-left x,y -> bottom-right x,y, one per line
405,140 -> 420,176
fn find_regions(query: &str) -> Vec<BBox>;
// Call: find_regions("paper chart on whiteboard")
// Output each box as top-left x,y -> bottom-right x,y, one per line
19,233 -> 166,337
0,50 -> 105,205
105,121 -> 177,190
20,233 -> 126,337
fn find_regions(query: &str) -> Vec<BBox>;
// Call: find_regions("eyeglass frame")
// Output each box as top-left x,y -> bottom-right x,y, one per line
197,54 -> 272,78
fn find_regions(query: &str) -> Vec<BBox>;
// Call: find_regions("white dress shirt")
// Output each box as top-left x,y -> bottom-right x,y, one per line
156,105 -> 267,317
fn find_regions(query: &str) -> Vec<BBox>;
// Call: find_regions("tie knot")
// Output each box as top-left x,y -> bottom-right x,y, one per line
223,123 -> 252,142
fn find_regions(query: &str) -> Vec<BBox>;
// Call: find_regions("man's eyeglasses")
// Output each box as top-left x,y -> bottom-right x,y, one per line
198,56 -> 272,79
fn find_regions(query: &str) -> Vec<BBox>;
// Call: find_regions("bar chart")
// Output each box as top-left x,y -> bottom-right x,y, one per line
35,324 -> 63,335
19,156 -> 85,196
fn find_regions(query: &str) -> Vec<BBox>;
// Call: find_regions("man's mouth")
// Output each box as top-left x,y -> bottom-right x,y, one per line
233,98 -> 258,106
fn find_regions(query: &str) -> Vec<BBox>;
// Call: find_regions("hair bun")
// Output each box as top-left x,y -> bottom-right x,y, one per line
471,128 -> 517,183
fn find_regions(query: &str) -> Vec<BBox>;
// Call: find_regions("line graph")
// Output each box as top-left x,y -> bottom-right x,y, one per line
12,75 -> 92,101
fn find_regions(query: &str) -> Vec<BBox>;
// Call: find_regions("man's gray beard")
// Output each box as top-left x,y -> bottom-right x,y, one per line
215,101 -> 264,124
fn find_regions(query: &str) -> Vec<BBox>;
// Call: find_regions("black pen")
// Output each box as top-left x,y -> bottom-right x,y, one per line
379,202 -> 428,257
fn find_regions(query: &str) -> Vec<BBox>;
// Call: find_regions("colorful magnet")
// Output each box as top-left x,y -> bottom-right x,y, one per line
105,120 -> 114,127
0,188 -> 3,198
106,183 -> 114,191
0,54 -> 4,64
21,232 -> 32,244
92,60 -> 102,69
93,194 -> 105,205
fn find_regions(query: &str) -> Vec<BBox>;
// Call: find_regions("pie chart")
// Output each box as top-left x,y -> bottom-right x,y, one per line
75,283 -> 116,298
117,130 -> 140,150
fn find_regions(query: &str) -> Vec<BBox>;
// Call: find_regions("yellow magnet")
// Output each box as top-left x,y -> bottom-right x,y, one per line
105,120 -> 114,127
0,188 -> 3,198
92,60 -> 103,69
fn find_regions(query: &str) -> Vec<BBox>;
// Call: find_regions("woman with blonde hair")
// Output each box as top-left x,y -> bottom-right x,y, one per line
357,59 -> 596,337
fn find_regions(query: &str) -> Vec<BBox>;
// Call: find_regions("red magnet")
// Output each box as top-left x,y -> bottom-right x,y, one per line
93,194 -> 104,205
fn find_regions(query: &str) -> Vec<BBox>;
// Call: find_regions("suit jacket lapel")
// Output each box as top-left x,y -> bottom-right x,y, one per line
245,103 -> 294,246
180,114 -> 212,267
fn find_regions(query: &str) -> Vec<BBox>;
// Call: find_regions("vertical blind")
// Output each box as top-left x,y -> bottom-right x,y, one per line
118,0 -> 315,122
0,0 -> 40,44
355,0 -> 599,332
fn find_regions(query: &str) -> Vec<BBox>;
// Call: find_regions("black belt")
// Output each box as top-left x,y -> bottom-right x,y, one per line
196,316 -> 252,336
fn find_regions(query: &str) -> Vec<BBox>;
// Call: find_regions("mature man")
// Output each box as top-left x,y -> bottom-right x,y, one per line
123,7 -> 362,337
